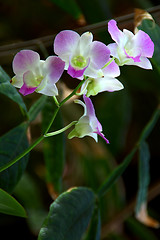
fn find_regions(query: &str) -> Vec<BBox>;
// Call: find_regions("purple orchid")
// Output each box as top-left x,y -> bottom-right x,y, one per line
107,20 -> 154,69
54,30 -> 110,79
11,50 -> 65,96
80,58 -> 124,97
68,95 -> 109,143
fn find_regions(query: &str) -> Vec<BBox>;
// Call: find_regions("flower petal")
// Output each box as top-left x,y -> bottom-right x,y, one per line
83,94 -> 96,118
37,79 -> 58,96
107,43 -> 119,59
133,30 -> 154,58
90,41 -> 110,69
45,56 -> 65,84
68,61 -> 88,78
130,57 -> 152,69
108,20 -> 124,44
11,75 -> 23,88
78,32 -> 93,56
103,59 -> 120,77
13,50 -> 40,75
54,30 -> 80,59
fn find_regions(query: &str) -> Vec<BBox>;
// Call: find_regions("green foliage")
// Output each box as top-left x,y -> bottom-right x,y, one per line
28,95 -> 47,123
97,147 -> 137,198
0,188 -> 26,218
0,66 -> 27,114
38,187 -> 95,240
84,205 -> 101,240
42,97 -> 65,193
49,0 -> 82,19
0,123 -> 29,192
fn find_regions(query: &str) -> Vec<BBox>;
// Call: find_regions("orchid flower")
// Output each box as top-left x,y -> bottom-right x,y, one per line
68,95 -> 109,143
54,30 -> 110,79
107,20 -> 154,69
11,50 -> 65,96
80,58 -> 124,97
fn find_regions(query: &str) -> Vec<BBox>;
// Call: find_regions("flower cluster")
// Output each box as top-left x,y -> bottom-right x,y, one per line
11,20 -> 154,143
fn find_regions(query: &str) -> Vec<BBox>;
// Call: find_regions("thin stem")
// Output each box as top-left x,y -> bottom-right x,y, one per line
102,57 -> 115,69
53,96 -> 60,108
45,121 -> 77,137
59,79 -> 85,106
0,79 -> 86,172
0,135 -> 44,172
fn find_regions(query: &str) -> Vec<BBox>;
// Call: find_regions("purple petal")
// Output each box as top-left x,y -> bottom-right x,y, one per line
108,20 -> 124,44
83,95 -> 96,118
45,56 -> 65,84
90,41 -> 110,69
103,59 -> 120,77
68,61 -> 88,78
130,57 -> 152,69
124,48 -> 141,62
134,30 -> 154,58
13,50 -> 40,75
95,130 -> 110,144
19,82 -> 37,96
54,30 -> 80,57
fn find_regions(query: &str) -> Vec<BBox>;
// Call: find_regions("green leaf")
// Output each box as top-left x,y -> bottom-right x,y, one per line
0,123 -> 29,192
38,187 -> 95,240
49,0 -> 82,19
84,206 -> 101,240
138,106 -> 160,143
0,66 -> 27,114
0,188 -> 26,217
135,141 -> 150,214
97,147 -> 137,198
28,95 -> 47,123
42,97 -> 65,193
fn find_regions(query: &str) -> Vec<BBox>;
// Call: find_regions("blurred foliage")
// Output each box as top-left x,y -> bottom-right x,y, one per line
0,0 -> 160,240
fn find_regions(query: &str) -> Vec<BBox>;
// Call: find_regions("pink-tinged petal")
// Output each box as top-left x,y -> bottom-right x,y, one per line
124,48 -> 141,62
37,79 -> 58,96
108,20 -> 124,44
83,95 -> 96,118
19,82 -> 37,96
90,41 -> 110,69
95,77 -> 124,94
68,61 -> 88,78
45,56 -> 65,84
54,30 -> 80,57
107,43 -> 119,58
134,30 -> 154,58
130,57 -> 152,69
103,59 -> 120,77
13,50 -> 40,75
95,130 -> 110,144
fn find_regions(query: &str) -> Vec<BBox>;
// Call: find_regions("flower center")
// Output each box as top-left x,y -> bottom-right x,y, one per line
71,55 -> 87,68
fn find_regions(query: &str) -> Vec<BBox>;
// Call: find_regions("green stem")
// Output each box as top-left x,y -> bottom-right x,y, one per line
45,121 -> 77,137
59,79 -> 85,106
53,96 -> 60,108
0,135 -> 44,172
0,80 -> 85,172
102,57 -> 115,69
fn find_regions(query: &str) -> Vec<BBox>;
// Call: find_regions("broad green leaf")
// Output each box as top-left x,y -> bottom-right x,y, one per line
42,97 -> 65,194
0,66 -> 27,114
135,141 -> 150,214
138,106 -> 160,144
49,0 -> 82,19
97,147 -> 137,198
84,206 -> 101,240
38,187 -> 95,240
28,95 -> 47,123
0,123 -> 29,192
0,188 -> 26,217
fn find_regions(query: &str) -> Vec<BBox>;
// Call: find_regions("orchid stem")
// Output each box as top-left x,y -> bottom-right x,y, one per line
102,57 -> 115,69
0,80 -> 85,172
44,121 -> 77,137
